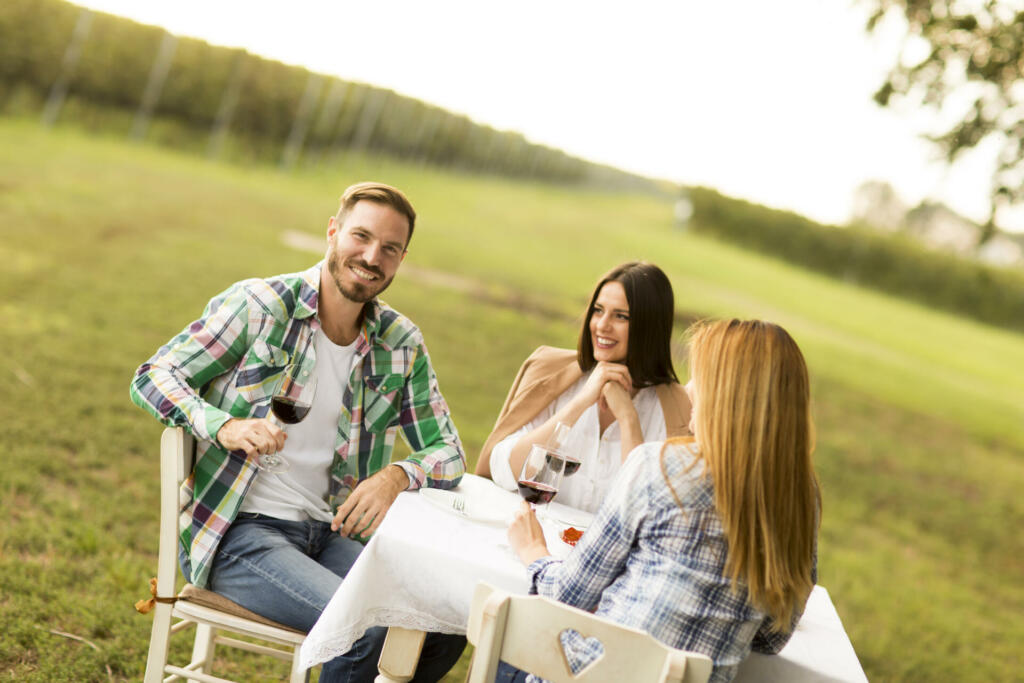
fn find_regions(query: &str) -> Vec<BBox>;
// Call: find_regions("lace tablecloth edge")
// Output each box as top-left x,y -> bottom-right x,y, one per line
301,607 -> 467,670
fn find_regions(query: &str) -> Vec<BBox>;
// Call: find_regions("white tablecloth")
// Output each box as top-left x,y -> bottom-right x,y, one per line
733,585 -> 866,682
301,475 -> 867,682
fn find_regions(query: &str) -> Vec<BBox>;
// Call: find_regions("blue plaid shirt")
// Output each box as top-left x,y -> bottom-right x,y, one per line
527,441 -> 815,683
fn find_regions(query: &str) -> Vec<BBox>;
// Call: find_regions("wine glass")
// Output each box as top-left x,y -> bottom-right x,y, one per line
539,423 -> 585,530
548,422 -> 581,478
517,443 -> 565,517
258,363 -> 317,473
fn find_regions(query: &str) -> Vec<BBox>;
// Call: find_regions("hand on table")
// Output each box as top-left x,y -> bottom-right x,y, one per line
332,465 -> 409,538
217,418 -> 286,458
508,501 -> 551,565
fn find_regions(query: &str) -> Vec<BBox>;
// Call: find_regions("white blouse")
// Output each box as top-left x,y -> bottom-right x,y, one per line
488,372 -> 667,513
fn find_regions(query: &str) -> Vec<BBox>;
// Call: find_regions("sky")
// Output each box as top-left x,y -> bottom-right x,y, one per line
70,0 -> 1024,232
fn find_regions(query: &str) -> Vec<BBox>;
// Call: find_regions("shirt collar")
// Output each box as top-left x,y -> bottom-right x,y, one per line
358,298 -> 390,352
294,262 -> 322,320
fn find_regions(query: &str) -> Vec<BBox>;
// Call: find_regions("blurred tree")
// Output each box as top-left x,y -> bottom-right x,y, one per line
866,0 -> 1023,244
852,180 -> 908,232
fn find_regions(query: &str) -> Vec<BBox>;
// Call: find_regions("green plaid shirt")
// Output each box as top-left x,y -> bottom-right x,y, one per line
130,262 -> 465,587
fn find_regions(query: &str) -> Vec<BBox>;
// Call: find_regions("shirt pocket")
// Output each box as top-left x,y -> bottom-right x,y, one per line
233,339 -> 290,406
362,373 -> 405,434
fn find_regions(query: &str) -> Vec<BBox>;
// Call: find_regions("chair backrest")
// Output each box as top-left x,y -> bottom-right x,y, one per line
155,427 -> 195,596
466,582 -> 713,683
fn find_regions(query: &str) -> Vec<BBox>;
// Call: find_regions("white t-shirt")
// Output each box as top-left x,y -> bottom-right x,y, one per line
240,328 -> 357,522
488,372 -> 667,513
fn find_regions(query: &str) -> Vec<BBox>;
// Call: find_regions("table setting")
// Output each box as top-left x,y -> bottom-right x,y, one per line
300,453 -> 866,682
300,472 -> 590,670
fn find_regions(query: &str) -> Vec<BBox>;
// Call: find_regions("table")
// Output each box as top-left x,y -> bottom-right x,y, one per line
300,475 -> 867,682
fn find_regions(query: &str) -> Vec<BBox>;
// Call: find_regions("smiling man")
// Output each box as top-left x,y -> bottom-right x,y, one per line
130,182 -> 467,681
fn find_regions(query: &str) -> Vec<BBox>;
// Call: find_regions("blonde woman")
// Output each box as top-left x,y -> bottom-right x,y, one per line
504,319 -> 821,683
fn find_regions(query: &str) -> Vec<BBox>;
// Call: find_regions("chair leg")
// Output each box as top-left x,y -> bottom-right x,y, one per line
289,647 -> 311,683
143,603 -> 175,683
375,627 -> 426,683
190,623 -> 217,675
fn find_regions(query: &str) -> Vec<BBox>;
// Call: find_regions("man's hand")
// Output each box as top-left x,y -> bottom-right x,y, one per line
217,418 -> 286,458
508,501 -> 550,565
332,465 -> 409,538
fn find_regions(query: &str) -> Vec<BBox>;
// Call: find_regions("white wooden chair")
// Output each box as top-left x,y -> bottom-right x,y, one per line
142,427 -> 310,683
466,582 -> 713,683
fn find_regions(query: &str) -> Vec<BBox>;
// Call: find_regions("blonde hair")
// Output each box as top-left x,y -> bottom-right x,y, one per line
671,319 -> 819,630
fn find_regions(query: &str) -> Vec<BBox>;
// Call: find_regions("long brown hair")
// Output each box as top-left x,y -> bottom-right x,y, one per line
577,261 -> 678,387
672,319 -> 819,630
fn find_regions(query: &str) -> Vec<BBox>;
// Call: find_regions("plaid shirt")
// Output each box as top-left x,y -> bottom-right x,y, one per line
527,442 -> 814,683
130,262 -> 465,587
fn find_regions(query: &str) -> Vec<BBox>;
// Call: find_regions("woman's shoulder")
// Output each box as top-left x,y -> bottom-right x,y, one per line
649,382 -> 691,438
627,439 -> 699,469
515,346 -> 580,385
625,439 -> 710,503
524,345 -> 577,365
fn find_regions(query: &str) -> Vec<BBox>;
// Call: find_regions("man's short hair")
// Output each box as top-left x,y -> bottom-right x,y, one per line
336,182 -> 417,247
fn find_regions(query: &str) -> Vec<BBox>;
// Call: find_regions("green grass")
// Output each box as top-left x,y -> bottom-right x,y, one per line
1,116 -> 1022,681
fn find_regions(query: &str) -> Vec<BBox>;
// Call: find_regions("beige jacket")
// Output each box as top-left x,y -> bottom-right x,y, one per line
476,346 -> 691,477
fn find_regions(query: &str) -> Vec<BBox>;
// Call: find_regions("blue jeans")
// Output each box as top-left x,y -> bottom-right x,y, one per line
494,661 -> 531,682
203,513 -> 466,682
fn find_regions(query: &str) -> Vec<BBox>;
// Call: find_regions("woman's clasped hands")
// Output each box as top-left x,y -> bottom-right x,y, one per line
575,362 -> 634,415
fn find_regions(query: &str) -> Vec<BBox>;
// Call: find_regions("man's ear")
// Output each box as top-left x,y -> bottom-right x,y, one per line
326,215 -> 337,240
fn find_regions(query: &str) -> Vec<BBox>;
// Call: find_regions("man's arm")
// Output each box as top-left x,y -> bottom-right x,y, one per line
332,342 -> 465,537
129,283 -> 251,444
390,343 -> 466,489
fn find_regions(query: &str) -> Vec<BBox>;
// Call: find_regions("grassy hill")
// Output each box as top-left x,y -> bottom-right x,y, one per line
1,117 -> 1022,681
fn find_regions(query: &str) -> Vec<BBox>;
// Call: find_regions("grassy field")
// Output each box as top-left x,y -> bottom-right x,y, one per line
1,117 -> 1022,681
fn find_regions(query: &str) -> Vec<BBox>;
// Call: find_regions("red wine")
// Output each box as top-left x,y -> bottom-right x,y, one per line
517,479 -> 558,504
271,397 -> 311,424
545,453 -> 582,477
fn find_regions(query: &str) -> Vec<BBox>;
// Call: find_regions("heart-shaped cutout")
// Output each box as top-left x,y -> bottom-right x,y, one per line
559,628 -> 605,676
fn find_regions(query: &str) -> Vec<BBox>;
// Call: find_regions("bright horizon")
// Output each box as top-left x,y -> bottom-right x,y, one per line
67,0 -> 1024,233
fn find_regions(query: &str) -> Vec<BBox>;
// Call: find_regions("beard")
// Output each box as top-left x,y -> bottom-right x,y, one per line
327,246 -> 394,303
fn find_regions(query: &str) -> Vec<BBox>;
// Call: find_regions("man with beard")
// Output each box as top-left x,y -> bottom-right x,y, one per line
130,182 -> 467,681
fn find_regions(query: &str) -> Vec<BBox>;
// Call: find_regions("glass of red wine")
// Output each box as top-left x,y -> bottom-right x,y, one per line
259,363 -> 317,473
545,422 -> 580,477
517,443 -> 565,514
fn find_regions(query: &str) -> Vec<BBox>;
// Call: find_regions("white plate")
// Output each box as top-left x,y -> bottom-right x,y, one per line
419,488 -> 509,525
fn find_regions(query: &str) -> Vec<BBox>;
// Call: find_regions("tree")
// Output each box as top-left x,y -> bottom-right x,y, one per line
851,180 -> 908,232
866,0 -> 1024,244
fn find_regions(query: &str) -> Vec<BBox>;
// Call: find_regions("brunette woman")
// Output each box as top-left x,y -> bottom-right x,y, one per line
476,262 -> 690,513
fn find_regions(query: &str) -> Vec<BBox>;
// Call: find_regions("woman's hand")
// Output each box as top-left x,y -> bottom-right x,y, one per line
575,361 -> 633,408
601,382 -> 644,462
600,381 -> 639,423
508,501 -> 551,565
